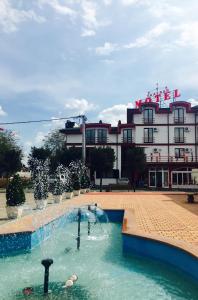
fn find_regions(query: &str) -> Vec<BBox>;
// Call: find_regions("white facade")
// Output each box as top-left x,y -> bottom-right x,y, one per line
60,101 -> 198,189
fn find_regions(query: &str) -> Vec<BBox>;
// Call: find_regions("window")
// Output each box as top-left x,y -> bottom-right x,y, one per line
123,129 -> 132,143
97,129 -> 107,143
175,148 -> 185,158
143,109 -> 153,124
174,128 -> 184,143
174,108 -> 184,123
86,129 -> 95,144
144,128 -> 153,143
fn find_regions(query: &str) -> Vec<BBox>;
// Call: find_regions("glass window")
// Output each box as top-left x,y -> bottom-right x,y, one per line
86,129 -> 95,144
144,128 -> 153,143
172,173 -> 177,185
123,129 -> 132,143
174,128 -> 184,143
164,172 -> 168,187
98,129 -> 107,143
143,109 -> 153,123
174,108 -> 184,123
149,172 -> 156,187
175,148 -> 185,158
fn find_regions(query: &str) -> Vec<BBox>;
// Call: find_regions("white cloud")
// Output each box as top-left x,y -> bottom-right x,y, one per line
81,0 -> 111,38
38,0 -> 76,17
103,0 -> 112,5
0,0 -> 45,33
176,22 -> 198,48
95,42 -> 118,56
35,131 -> 46,146
121,0 -> 140,5
65,98 -> 98,115
188,98 -> 198,107
0,105 -> 6,116
81,28 -> 95,37
98,103 -> 134,125
125,22 -> 170,48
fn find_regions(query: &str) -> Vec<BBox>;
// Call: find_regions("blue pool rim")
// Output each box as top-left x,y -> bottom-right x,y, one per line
0,208 -> 198,282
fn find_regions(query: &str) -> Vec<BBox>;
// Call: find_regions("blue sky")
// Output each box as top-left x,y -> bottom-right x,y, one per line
0,0 -> 198,159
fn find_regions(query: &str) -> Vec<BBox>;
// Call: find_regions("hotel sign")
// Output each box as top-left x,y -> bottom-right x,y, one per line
135,87 -> 181,108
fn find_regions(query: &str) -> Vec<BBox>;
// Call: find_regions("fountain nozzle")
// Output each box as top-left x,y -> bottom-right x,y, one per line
41,258 -> 53,294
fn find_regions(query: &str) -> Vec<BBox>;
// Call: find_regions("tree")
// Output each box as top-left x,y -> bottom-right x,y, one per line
43,129 -> 66,154
0,130 -> 22,177
50,147 -> 82,172
124,147 -> 146,192
89,147 -> 115,192
28,147 -> 51,166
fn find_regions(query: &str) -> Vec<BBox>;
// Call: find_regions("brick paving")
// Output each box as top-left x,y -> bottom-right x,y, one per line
1,191 -> 198,257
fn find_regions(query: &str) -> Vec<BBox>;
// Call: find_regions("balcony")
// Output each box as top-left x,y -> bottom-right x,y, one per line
143,137 -> 155,144
96,137 -> 108,144
143,118 -> 154,124
174,137 -> 186,143
174,117 -> 185,124
86,138 -> 96,144
122,137 -> 134,144
146,155 -> 196,163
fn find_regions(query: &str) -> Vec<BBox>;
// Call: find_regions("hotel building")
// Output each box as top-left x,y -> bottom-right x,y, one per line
60,101 -> 198,189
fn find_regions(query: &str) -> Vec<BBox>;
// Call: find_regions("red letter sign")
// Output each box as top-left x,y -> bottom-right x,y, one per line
135,99 -> 142,108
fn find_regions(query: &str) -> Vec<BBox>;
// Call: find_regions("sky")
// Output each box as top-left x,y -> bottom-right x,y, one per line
0,0 -> 198,160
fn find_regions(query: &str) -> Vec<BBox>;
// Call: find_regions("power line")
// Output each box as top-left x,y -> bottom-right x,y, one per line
0,115 -> 85,126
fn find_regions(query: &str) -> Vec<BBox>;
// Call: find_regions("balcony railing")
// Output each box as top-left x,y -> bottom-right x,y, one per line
143,137 -> 155,144
174,137 -> 186,143
143,118 -> 154,124
86,138 -> 96,144
86,137 -> 109,144
96,137 -> 108,144
146,155 -> 195,163
174,117 -> 185,124
122,137 -> 134,144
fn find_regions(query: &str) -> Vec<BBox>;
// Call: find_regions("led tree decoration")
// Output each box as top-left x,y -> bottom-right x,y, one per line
31,158 -> 49,210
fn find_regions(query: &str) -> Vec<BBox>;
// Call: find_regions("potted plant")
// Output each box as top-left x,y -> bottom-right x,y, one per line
72,172 -> 81,196
6,174 -> 26,219
52,176 -> 64,203
85,174 -> 91,193
32,159 -> 49,210
80,173 -> 88,194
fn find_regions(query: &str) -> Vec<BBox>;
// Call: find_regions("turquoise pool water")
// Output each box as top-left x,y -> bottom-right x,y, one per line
0,223 -> 198,299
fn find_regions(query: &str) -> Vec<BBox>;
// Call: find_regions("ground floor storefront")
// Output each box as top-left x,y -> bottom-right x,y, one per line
148,166 -> 198,189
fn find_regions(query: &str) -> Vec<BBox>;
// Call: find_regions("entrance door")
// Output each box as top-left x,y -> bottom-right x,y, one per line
156,171 -> 162,188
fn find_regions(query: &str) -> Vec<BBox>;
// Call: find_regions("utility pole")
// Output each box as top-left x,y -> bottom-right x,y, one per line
82,115 -> 87,164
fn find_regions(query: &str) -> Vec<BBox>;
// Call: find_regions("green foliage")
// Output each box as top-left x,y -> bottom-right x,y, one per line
43,129 -> 66,155
90,147 -> 115,176
0,130 -> 22,177
31,159 -> 49,200
6,175 -> 25,206
28,147 -> 51,170
124,147 -> 146,190
53,176 -> 64,195
89,147 -> 115,191
72,172 -> 81,190
50,147 -> 82,172
81,173 -> 90,189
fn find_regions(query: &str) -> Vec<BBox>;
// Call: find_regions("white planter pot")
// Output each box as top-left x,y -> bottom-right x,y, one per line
65,192 -> 73,199
73,190 -> 80,196
86,189 -> 90,193
80,189 -> 86,194
35,199 -> 48,210
6,206 -> 23,219
54,194 -> 63,203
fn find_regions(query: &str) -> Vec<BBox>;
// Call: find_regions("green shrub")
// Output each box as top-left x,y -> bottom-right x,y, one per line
6,175 -> 25,206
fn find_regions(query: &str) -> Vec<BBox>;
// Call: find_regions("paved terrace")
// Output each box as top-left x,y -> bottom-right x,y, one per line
0,191 -> 198,257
